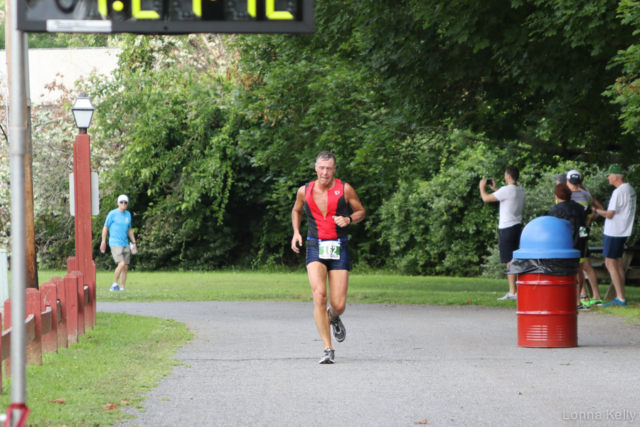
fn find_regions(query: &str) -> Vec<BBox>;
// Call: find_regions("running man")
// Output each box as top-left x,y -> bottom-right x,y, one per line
291,151 -> 366,364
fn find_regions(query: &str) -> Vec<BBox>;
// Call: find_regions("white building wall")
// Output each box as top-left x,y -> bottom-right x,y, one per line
0,47 -> 121,104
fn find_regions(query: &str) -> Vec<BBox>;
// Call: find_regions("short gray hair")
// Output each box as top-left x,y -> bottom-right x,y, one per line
316,151 -> 336,166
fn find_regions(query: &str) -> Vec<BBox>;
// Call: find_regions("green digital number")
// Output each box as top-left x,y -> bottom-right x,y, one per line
98,0 -> 108,17
192,0 -> 202,17
266,0 -> 293,20
247,0 -> 257,18
132,0 -> 161,19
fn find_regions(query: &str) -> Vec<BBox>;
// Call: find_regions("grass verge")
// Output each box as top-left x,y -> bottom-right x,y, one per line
0,312 -> 192,427
36,270 -> 640,322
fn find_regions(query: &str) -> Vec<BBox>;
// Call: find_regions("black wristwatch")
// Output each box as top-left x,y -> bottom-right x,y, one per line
348,216 -> 353,224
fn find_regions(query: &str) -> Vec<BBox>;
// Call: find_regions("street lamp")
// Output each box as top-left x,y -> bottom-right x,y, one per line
67,92 -> 98,333
71,93 -> 95,133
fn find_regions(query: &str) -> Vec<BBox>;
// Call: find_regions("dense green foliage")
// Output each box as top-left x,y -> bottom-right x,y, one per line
606,0 -> 640,133
3,0 -> 640,275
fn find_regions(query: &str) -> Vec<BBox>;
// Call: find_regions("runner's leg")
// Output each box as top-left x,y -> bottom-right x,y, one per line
328,270 -> 349,317
577,264 -> 585,305
307,261 -> 332,350
583,258 -> 601,300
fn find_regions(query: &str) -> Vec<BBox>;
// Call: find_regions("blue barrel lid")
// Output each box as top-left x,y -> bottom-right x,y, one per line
513,216 -> 581,259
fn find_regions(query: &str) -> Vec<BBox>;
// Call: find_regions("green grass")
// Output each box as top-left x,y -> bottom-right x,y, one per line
0,312 -> 192,427
36,269 -> 640,321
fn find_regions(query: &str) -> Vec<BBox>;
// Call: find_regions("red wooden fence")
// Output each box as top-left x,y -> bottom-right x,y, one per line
0,271 -> 96,392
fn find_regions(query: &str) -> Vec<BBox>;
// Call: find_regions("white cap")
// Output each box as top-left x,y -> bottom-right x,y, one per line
566,170 -> 581,184
117,194 -> 129,203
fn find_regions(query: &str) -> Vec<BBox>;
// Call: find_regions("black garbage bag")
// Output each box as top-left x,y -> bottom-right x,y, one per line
507,258 -> 579,276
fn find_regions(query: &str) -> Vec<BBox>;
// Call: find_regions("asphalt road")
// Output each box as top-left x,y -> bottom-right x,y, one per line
98,302 -> 640,427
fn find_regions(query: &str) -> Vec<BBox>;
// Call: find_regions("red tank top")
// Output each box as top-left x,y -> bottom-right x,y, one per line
303,179 -> 349,240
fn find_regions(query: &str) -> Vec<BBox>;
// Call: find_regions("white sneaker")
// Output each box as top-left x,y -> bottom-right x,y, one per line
110,283 -> 120,292
497,293 -> 517,301
120,287 -> 125,291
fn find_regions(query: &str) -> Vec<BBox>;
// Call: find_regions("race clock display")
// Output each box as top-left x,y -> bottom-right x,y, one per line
18,0 -> 313,34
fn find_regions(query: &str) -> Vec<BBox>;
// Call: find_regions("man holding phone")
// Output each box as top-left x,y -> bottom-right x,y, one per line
479,166 -> 526,300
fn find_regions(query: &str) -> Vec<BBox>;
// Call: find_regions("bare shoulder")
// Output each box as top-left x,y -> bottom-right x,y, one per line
295,185 -> 306,201
344,182 -> 358,196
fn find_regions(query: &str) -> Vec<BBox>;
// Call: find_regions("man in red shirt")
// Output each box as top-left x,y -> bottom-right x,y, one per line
291,151 -> 366,364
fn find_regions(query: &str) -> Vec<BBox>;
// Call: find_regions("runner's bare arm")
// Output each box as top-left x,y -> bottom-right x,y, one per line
334,183 -> 365,228
291,186 -> 306,253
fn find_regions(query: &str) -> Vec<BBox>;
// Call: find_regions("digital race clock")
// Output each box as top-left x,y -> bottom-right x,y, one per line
18,0 -> 313,34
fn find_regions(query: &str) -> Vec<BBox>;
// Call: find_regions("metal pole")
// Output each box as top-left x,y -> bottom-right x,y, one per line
7,0 -> 28,421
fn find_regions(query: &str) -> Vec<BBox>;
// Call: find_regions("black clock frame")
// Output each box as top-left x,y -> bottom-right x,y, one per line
18,0 -> 314,34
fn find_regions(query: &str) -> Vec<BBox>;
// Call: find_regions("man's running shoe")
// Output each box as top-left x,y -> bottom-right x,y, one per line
602,298 -> 628,307
110,283 -> 120,292
319,349 -> 335,364
327,307 -> 346,342
582,298 -> 603,308
497,293 -> 517,301
577,303 -> 590,311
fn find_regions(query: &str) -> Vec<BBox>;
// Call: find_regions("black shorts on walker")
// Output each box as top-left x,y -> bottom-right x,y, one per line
498,224 -> 523,264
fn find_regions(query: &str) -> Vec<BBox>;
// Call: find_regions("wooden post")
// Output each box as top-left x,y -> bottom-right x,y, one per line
72,271 -> 85,337
5,1 -> 37,289
0,311 -> 3,393
63,274 -> 78,346
25,289 -> 42,365
70,134 -> 94,279
67,133 -> 97,330
40,282 -> 58,354
51,277 -> 67,349
4,299 -> 11,377
67,257 -> 78,274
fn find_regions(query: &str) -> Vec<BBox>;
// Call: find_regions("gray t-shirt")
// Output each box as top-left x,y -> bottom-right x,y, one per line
493,184 -> 526,229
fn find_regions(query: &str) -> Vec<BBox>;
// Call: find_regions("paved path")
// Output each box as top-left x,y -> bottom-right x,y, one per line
98,302 -> 640,427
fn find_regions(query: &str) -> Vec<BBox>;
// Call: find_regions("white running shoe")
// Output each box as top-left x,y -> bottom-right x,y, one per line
318,349 -> 335,364
497,293 -> 517,301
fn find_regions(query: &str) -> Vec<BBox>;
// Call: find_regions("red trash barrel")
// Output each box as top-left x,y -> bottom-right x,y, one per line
508,216 -> 581,348
516,273 -> 577,347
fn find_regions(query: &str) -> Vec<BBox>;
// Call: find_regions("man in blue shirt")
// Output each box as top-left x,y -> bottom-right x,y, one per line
100,195 -> 137,291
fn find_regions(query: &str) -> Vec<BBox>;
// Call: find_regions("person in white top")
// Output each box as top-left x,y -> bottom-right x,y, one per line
480,166 -> 526,301
593,165 -> 637,307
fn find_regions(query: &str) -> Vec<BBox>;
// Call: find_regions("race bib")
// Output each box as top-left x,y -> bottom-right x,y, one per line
319,241 -> 341,260
579,226 -> 588,238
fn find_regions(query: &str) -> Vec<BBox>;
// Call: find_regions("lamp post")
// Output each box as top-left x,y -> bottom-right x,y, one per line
71,93 -> 96,133
67,93 -> 97,334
